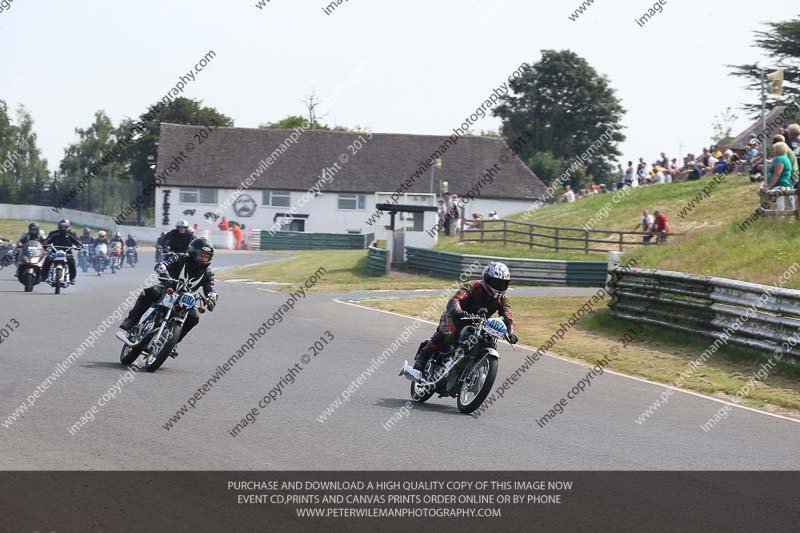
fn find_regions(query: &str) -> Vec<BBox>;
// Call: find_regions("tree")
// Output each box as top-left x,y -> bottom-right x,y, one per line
730,18 -> 800,115
59,110 -> 124,214
710,107 -> 739,147
117,97 -> 234,223
259,114 -> 351,131
493,50 -> 626,188
0,102 -> 52,206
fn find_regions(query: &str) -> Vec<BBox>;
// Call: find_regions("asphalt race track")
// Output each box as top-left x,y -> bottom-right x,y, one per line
1,249 -> 798,470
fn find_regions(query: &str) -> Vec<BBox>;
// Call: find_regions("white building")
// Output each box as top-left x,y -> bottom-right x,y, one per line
154,123 -> 546,244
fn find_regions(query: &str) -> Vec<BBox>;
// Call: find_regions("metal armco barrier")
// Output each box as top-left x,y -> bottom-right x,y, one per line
367,246 -> 389,276
608,266 -> 800,366
251,231 -> 374,250
405,247 -> 608,286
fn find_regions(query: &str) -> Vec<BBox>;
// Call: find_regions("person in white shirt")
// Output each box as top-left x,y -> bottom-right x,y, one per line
564,185 -> 576,203
488,210 -> 499,220
634,209 -> 655,244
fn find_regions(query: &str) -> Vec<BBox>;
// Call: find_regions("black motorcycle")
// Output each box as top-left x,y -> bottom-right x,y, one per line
78,246 -> 90,273
115,275 -> 209,372
400,309 -> 512,414
46,245 -> 73,295
16,241 -> 46,292
126,246 -> 137,267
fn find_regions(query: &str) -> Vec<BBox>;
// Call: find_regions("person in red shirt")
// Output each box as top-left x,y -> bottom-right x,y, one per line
217,217 -> 230,232
653,210 -> 670,244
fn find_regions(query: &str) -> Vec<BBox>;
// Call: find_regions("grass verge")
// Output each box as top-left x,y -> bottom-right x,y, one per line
216,249 -> 461,292
359,295 -> 800,417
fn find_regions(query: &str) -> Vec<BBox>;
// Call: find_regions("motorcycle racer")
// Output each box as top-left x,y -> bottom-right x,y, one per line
409,262 -> 518,380
119,237 -> 218,357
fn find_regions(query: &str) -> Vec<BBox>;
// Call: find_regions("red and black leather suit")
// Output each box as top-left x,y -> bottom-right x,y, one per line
413,280 -> 515,371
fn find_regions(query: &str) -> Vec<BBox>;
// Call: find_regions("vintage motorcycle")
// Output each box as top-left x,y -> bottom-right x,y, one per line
400,310 -> 512,414
78,246 -> 91,273
46,245 -> 73,295
125,246 -> 137,267
93,243 -> 109,276
115,276 -> 209,372
15,240 -> 46,292
109,241 -> 123,273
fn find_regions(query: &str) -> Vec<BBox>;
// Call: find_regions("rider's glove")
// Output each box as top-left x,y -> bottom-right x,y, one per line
507,333 -> 519,345
207,292 -> 218,311
453,308 -> 467,321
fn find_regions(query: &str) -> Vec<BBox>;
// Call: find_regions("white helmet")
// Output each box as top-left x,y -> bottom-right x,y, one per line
482,262 -> 510,297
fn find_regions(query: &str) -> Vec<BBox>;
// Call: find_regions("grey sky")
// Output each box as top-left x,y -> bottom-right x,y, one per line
1,0 -> 791,174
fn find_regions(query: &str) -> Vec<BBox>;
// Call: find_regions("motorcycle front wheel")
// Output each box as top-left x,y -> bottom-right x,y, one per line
54,266 -> 62,295
23,272 -> 34,292
143,322 -> 182,372
457,357 -> 498,414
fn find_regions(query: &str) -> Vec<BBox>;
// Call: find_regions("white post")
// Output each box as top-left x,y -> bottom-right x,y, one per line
607,250 -> 622,292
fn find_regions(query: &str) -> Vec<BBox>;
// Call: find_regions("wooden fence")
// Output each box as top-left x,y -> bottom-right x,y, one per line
460,219 -> 671,254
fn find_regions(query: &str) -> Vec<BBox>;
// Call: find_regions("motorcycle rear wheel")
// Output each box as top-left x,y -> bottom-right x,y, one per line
457,357 -> 498,414
120,342 -> 143,365
143,322 -> 182,372
410,380 -> 435,403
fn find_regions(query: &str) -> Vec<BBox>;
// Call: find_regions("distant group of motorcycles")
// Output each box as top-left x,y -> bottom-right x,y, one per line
0,221 -> 139,294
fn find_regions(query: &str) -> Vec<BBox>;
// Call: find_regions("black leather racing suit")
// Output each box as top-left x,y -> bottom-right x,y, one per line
42,230 -> 82,282
124,255 -> 217,344
163,229 -> 195,254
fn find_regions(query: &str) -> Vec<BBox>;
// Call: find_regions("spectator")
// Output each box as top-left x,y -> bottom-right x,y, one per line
668,158 -> 679,181
659,152 -> 669,169
217,216 -> 230,231
774,134 -> 799,187
688,163 -> 703,181
701,148 -> 711,168
787,123 -> 800,156
615,164 -> 625,186
488,210 -> 499,221
564,185 -> 576,203
707,152 -> 719,175
624,161 -> 635,188
636,158 -> 647,184
192,223 -> 200,232
761,141 -> 794,211
232,223 -> 244,250
714,157 -> 729,175
467,213 -> 483,229
653,210 -> 670,244
634,209 -> 655,244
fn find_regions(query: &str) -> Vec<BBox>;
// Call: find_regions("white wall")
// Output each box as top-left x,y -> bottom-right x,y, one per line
457,198 -> 537,220
0,203 -> 116,231
156,186 -> 393,239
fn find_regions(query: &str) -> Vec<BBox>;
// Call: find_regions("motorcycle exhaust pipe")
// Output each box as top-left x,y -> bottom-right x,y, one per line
115,331 -> 137,347
399,361 -> 421,382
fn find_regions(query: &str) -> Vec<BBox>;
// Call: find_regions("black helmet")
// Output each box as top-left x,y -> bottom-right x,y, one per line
57,218 -> 70,231
28,223 -> 39,234
188,237 -> 214,267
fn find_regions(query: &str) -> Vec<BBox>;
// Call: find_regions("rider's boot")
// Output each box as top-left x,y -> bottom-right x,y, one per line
119,296 -> 149,331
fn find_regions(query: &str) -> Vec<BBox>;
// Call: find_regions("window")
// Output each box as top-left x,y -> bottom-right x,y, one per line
179,188 -> 198,203
338,194 -> 366,210
199,189 -> 218,204
262,190 -> 291,207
